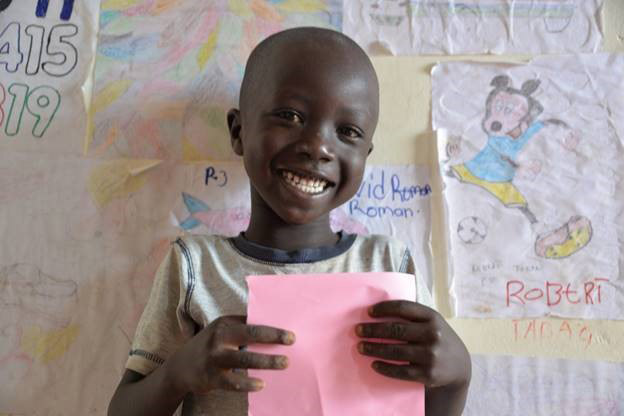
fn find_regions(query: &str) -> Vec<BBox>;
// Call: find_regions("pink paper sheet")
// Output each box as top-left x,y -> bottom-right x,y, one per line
247,272 -> 425,416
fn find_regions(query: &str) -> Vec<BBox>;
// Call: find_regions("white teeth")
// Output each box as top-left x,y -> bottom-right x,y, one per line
281,170 -> 328,194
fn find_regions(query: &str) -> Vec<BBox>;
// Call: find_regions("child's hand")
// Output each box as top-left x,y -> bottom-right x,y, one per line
168,315 -> 295,394
355,301 -> 470,389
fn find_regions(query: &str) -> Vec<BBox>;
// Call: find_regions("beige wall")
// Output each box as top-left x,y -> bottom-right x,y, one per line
369,0 -> 624,362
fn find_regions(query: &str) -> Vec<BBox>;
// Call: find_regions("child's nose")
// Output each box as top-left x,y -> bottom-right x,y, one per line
295,123 -> 335,162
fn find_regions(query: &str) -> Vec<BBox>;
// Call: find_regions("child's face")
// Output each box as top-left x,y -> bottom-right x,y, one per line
230,44 -> 378,225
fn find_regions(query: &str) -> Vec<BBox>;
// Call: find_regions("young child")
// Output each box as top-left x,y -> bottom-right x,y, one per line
108,27 -> 471,416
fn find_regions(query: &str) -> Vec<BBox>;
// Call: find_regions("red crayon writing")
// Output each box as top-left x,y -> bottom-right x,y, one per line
506,278 -> 610,307
512,319 -> 593,348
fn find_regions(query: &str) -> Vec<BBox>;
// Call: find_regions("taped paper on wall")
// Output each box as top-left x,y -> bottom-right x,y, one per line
432,54 -> 624,319
0,0 -> 100,154
344,0 -> 604,55
89,0 -> 342,160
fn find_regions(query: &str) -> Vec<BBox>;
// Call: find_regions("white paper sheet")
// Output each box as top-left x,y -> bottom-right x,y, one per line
466,354 -> 624,416
89,0 -> 342,160
0,152 -> 250,414
432,55 -> 624,319
343,0 -> 604,55
0,0 -> 100,154
335,164 -> 434,289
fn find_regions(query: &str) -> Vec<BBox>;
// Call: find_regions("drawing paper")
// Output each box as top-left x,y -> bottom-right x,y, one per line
344,0 -> 604,55
432,54 -> 624,319
247,273 -> 424,416
0,0 -> 100,154
90,0 -> 342,160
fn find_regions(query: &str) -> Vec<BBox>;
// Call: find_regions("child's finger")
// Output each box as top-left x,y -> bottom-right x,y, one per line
217,350 -> 289,370
217,321 -> 295,346
356,321 -> 439,343
220,371 -> 265,392
370,361 -> 428,383
358,341 -> 428,363
368,300 -> 435,322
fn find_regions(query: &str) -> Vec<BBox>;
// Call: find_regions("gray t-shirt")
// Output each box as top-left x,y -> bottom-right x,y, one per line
126,233 -> 433,415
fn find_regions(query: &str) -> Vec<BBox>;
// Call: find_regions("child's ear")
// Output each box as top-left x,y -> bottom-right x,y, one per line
227,109 -> 243,156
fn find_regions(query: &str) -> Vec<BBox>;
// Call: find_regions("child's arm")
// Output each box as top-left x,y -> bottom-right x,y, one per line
108,315 -> 294,416
356,301 -> 471,416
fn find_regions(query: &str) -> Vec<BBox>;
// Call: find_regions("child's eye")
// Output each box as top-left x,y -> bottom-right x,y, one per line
275,110 -> 303,124
337,126 -> 362,139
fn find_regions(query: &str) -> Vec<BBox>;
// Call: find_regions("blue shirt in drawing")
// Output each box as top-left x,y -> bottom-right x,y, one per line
465,121 -> 544,182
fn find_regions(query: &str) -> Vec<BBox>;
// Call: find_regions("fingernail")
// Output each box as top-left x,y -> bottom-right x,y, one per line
368,306 -> 375,316
278,356 -> 289,368
355,325 -> 364,336
357,342 -> 365,353
282,331 -> 295,345
252,380 -> 265,391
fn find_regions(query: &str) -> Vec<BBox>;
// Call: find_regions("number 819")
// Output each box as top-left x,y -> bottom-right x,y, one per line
0,81 -> 61,138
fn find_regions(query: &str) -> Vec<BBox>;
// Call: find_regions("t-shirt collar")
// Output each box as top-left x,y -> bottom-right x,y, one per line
230,231 -> 357,264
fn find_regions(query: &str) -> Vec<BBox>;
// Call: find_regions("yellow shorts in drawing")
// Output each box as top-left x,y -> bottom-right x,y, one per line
451,164 -> 527,208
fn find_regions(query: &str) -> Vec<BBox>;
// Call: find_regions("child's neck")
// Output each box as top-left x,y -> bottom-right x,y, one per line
244,202 -> 338,251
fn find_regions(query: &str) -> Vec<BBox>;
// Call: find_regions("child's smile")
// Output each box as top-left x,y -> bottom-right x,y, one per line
279,169 -> 332,195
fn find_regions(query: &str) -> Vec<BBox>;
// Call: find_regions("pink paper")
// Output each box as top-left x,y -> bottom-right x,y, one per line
247,272 -> 425,416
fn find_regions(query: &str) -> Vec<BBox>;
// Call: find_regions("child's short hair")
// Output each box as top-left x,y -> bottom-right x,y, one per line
239,27 -> 379,113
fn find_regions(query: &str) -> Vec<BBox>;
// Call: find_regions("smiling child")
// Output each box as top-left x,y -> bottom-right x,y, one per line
108,27 -> 471,416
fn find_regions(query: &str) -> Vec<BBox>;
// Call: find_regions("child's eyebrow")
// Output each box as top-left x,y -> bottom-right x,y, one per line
271,90 -> 312,107
272,90 -> 375,122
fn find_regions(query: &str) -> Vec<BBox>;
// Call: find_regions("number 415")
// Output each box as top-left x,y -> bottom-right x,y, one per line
0,82 -> 60,138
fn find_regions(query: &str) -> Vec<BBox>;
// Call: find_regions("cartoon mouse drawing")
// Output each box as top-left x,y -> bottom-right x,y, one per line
447,75 -> 592,259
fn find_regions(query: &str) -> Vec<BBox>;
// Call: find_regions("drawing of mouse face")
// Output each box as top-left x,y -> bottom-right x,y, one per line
483,91 -> 530,136
482,75 -> 543,138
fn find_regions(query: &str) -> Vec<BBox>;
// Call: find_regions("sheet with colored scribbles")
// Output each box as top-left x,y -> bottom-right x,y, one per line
343,0 -> 604,55
432,54 -> 624,320
0,0 -> 100,155
89,0 -> 343,161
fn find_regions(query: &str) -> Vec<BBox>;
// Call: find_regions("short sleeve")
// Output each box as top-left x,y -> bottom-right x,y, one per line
125,241 -> 197,375
399,249 -> 435,310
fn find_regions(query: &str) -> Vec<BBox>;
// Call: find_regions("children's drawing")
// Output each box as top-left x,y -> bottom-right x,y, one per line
343,0 -> 603,55
0,263 -> 78,385
433,56 -> 623,319
0,0 -> 99,155
178,192 -> 250,236
457,216 -> 488,245
0,263 -> 77,323
90,0 -> 342,159
447,75 -> 592,260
